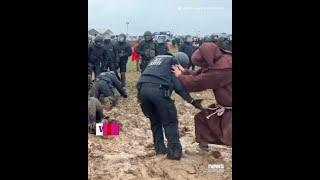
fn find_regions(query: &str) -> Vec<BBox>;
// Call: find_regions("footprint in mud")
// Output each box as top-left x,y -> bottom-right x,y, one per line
179,126 -> 190,137
145,143 -> 154,150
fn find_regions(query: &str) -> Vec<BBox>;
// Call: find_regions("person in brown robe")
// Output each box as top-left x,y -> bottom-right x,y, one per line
172,42 -> 232,149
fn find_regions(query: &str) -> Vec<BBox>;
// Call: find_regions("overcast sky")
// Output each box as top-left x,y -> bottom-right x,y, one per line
88,0 -> 232,36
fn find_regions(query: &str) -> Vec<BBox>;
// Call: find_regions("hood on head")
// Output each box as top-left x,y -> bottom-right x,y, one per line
191,42 -> 232,69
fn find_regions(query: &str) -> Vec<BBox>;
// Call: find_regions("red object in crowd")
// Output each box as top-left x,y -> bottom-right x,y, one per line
131,42 -> 140,62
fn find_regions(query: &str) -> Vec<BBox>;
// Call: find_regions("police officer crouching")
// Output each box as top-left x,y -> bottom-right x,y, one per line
89,71 -> 127,107
137,52 -> 203,160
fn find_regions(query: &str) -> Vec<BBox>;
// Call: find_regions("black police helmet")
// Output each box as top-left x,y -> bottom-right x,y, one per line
94,36 -> 104,47
173,52 -> 190,68
144,31 -> 152,36
118,33 -> 126,42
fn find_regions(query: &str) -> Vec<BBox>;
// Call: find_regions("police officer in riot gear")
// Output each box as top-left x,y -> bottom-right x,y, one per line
155,36 -> 168,55
89,71 -> 127,106
179,35 -> 195,70
137,52 -> 203,160
138,31 -> 157,72
210,34 -> 219,43
88,35 -> 105,79
116,33 -> 132,86
216,36 -> 232,52
102,34 -> 120,79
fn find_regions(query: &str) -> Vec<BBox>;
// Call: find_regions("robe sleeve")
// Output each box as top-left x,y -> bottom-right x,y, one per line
182,68 -> 203,76
178,69 -> 232,92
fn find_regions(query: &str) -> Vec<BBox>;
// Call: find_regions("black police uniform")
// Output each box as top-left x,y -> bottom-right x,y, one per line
103,40 -> 120,78
155,42 -> 168,55
88,43 -> 105,77
117,41 -> 132,86
136,55 -> 194,160
89,72 -> 127,106
179,42 -> 195,70
138,40 -> 157,73
117,41 -> 132,72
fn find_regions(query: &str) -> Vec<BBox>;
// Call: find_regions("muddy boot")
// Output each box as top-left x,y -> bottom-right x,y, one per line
120,72 -> 126,87
155,144 -> 167,154
167,143 -> 182,160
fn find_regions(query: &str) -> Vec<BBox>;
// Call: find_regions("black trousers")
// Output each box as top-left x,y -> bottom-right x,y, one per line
138,84 -> 182,155
91,63 -> 101,78
119,57 -> 128,72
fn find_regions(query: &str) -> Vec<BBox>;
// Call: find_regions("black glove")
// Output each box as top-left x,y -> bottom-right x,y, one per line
123,94 -> 128,98
190,99 -> 203,110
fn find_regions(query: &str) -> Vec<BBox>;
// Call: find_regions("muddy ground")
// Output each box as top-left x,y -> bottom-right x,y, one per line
88,61 -> 232,180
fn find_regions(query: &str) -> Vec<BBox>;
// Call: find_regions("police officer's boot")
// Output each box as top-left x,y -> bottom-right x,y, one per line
155,143 -> 167,154
120,72 -> 126,87
167,143 -> 182,160
164,125 -> 182,160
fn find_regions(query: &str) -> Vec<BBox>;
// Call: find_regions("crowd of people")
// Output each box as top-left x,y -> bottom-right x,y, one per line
88,30 -> 232,160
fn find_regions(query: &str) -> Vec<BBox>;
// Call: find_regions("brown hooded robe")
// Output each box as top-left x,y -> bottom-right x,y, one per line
178,42 -> 232,146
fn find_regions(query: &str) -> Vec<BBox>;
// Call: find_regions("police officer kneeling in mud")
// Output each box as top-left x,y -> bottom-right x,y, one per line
89,71 -> 127,107
137,52 -> 203,160
88,73 -> 105,134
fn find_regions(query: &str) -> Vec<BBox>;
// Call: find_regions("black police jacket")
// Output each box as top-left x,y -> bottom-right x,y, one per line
117,42 -> 132,60
179,42 -> 194,59
98,72 -> 127,97
138,40 -> 157,60
137,55 -> 192,102
103,42 -> 119,63
155,43 -> 168,55
88,44 -> 105,65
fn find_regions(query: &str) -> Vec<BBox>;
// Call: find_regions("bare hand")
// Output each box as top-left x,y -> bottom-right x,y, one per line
176,64 -> 185,73
172,65 -> 182,77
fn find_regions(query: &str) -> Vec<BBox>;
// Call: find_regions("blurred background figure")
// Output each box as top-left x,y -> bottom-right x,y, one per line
138,31 -> 157,73
179,35 -> 196,70
155,35 -> 169,55
131,38 -> 141,72
116,33 -> 132,87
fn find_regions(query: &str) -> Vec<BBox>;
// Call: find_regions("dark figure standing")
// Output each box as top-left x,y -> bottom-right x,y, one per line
179,35 -> 195,70
137,52 -> 203,160
88,36 -> 105,78
116,33 -> 132,86
103,34 -> 120,79
155,36 -> 169,55
138,31 -> 157,73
